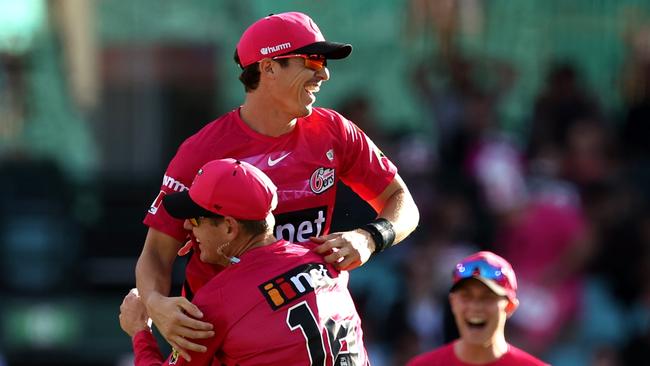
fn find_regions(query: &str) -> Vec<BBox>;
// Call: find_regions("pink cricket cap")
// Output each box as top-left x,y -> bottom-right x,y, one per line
450,251 -> 518,300
163,159 -> 278,221
236,12 -> 352,68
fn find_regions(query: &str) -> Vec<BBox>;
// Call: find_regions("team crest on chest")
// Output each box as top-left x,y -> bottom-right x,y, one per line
310,167 -> 335,194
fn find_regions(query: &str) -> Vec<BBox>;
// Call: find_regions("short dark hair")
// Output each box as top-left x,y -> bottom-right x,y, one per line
234,49 -> 289,92
238,218 -> 270,237
207,215 -> 270,237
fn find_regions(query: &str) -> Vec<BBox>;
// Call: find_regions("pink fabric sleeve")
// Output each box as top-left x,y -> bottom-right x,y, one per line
132,330 -> 164,366
335,115 -> 397,201
143,138 -> 205,242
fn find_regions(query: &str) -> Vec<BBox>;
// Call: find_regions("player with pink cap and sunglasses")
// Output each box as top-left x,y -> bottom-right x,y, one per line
121,159 -> 369,365
406,251 -> 549,366
135,11 -> 419,361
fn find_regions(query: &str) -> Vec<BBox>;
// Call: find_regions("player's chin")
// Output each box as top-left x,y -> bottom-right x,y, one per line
298,96 -> 315,115
461,325 -> 487,337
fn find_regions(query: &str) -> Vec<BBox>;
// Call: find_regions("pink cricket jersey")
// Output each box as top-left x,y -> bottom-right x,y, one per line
132,240 -> 369,365
144,107 -> 397,295
406,341 -> 549,366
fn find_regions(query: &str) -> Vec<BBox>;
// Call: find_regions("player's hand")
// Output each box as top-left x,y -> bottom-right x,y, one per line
145,292 -> 215,362
311,229 -> 375,271
119,288 -> 151,337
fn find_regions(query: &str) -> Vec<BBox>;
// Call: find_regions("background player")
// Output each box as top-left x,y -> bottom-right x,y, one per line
406,251 -> 549,366
135,11 -> 420,360
121,158 -> 370,365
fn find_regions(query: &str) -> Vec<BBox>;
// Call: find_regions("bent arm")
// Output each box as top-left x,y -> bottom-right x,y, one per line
312,173 -> 419,269
367,173 -> 420,246
135,227 -> 215,360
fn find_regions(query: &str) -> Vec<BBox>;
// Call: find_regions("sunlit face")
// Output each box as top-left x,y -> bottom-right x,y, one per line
269,56 -> 329,118
449,279 -> 511,347
184,217 -> 233,267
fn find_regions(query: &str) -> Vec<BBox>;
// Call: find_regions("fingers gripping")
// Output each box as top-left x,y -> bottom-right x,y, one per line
313,231 -> 370,270
318,234 -> 356,261
149,295 -> 214,358
177,299 -> 204,319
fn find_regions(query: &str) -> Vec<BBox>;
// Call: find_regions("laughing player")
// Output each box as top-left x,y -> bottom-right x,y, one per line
406,251 -> 549,366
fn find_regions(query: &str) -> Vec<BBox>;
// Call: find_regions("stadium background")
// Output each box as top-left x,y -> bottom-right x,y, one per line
1,0 -> 649,365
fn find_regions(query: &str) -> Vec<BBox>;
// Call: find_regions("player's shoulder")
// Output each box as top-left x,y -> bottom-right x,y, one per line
310,107 -> 346,121
307,107 -> 352,128
506,344 -> 550,365
274,241 -> 333,267
264,241 -> 341,276
306,107 -> 359,139
174,109 -> 239,161
191,277 -> 226,314
185,109 -> 239,143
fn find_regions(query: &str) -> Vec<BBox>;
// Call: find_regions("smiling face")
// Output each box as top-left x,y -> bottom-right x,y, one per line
449,278 -> 512,348
268,56 -> 329,118
184,217 -> 235,267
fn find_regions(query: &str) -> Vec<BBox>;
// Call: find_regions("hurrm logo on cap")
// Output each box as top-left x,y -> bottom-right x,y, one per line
260,42 -> 292,55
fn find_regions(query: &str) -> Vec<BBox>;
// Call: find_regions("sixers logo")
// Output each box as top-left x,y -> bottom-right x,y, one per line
310,167 -> 335,194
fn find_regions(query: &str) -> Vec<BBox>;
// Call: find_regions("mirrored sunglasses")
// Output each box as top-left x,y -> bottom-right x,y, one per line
453,259 -> 509,287
272,54 -> 327,71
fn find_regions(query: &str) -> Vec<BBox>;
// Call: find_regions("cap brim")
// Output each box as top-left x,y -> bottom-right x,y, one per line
294,41 -> 352,59
451,277 -> 510,298
162,191 -> 218,219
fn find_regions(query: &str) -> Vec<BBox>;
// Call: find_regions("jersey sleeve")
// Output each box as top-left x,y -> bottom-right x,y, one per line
143,137 -> 206,242
132,330 -> 164,366
132,288 -> 227,366
335,113 -> 397,202
171,286 -> 228,365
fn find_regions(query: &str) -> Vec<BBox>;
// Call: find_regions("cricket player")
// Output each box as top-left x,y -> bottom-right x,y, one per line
121,158 -> 369,365
136,11 -> 420,360
406,251 -> 549,366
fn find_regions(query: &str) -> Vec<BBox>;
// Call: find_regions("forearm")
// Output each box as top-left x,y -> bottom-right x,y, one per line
136,252 -> 174,305
136,228 -> 182,305
368,175 -> 420,246
376,188 -> 419,244
311,175 -> 419,269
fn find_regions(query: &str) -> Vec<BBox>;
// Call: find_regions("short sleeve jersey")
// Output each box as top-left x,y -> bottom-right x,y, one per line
143,107 -> 397,294
406,342 -> 549,366
133,240 -> 369,366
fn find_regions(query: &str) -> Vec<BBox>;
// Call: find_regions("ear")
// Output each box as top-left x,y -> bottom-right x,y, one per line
505,298 -> 519,317
448,292 -> 458,308
222,216 -> 240,238
258,58 -> 276,79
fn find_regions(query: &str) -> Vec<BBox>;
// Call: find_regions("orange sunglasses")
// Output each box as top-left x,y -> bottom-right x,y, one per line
272,54 -> 327,71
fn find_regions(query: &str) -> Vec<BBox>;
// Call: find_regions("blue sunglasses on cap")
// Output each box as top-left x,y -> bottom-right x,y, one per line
453,259 -> 508,288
